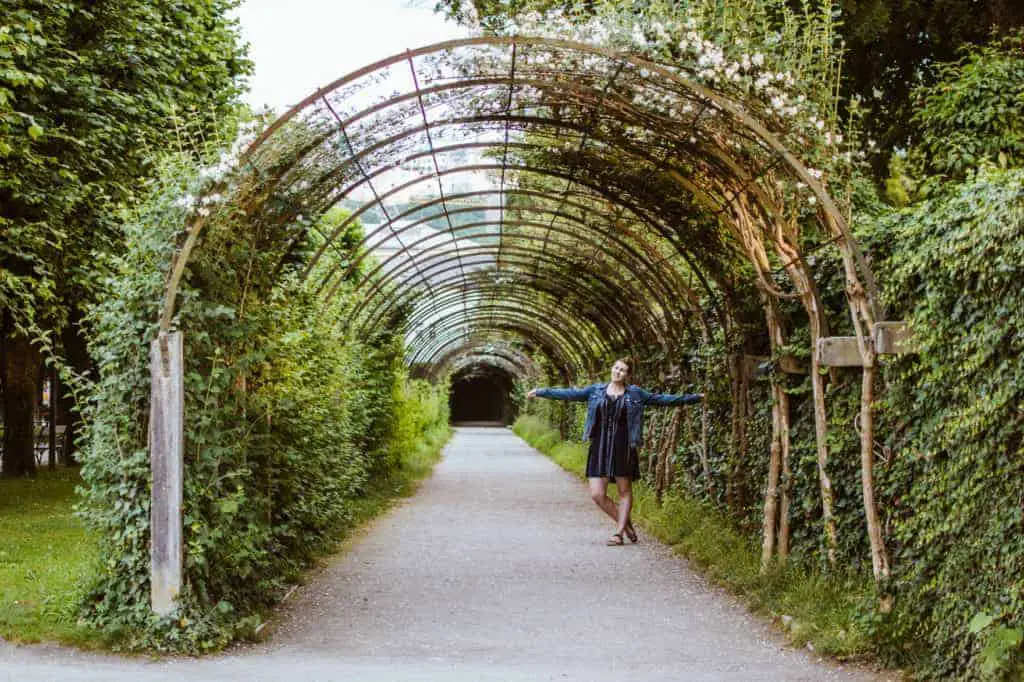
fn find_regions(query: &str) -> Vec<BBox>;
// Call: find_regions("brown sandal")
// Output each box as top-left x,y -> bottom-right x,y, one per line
624,522 -> 638,544
606,532 -> 624,546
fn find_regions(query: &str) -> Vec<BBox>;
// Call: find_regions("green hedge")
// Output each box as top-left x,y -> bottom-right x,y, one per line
75,153 -> 450,652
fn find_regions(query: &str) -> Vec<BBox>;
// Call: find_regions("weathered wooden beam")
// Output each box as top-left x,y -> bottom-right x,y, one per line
874,321 -> 913,355
817,336 -> 862,367
817,322 -> 914,367
150,331 -> 184,617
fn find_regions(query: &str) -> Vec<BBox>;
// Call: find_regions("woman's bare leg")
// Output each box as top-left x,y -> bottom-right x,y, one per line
588,477 -> 619,523
614,477 -> 633,535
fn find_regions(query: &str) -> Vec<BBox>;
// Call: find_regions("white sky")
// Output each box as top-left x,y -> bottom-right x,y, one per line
234,0 -> 470,113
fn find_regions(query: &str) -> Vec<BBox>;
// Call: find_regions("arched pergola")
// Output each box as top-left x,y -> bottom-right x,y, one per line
148,36 -> 902,615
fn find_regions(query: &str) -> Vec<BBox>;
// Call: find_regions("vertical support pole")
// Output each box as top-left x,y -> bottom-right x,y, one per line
150,331 -> 184,616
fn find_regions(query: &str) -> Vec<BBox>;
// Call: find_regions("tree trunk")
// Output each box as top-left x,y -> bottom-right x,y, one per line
779,257 -> 839,567
860,363 -> 892,609
761,430 -> 781,570
59,306 -> 94,464
1,332 -> 42,477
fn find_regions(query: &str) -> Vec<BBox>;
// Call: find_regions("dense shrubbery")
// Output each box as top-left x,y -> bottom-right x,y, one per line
877,166 -> 1024,678
75,152 -> 449,651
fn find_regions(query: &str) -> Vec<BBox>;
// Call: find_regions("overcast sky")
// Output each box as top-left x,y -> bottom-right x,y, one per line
234,0 -> 469,113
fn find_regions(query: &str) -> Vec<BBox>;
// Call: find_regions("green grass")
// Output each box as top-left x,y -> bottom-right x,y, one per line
513,414 -> 876,662
0,468 -> 100,646
348,423 -> 453,527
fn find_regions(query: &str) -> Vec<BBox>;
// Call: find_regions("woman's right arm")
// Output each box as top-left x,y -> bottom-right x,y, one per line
528,386 -> 591,402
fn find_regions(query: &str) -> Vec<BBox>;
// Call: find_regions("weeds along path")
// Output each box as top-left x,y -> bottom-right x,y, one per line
1,427 -> 891,681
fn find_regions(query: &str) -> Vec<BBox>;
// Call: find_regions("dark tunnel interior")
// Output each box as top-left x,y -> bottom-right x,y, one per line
448,364 -> 518,425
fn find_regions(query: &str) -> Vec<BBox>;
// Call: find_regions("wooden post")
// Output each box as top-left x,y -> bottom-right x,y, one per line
150,331 -> 184,616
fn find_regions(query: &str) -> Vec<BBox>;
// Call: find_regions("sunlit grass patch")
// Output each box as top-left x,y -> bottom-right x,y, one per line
0,469 -> 100,646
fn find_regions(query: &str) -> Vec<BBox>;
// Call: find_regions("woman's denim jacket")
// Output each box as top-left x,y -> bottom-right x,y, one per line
534,383 -> 701,447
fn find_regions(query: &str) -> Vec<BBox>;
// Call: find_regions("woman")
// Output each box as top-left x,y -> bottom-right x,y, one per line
527,358 -> 703,546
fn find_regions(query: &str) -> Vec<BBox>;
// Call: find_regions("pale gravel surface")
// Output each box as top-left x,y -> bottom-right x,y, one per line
1,426 -> 897,681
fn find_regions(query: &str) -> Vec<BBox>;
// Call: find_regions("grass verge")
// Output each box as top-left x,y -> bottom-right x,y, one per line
0,468 -> 101,647
513,414 -> 877,662
348,423 -> 453,528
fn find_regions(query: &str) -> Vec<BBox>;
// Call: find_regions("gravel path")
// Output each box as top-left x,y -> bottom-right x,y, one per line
2,426 -> 893,681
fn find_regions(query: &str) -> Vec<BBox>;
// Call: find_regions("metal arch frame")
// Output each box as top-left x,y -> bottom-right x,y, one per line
432,343 -> 539,380
318,159 -> 725,336
397,276 -> 648,350
162,35 -> 881,355
447,357 -> 523,387
427,336 -> 550,381
403,291 -> 611,356
400,286 -> 630,353
406,305 -> 609,365
303,115 -> 734,281
409,313 -> 592,373
346,216 -> 684,330
341,185 -> 680,283
366,260 -> 655,353
436,345 -> 538,379
354,246 -> 671,344
309,152 -> 733,299
410,321 -> 589,375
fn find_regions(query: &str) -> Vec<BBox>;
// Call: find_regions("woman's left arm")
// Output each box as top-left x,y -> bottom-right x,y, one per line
638,387 -> 703,406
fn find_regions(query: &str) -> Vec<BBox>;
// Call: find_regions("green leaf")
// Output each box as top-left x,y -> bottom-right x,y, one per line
968,612 -> 994,634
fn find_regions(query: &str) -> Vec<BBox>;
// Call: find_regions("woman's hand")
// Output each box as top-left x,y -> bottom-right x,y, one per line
526,388 -> 538,399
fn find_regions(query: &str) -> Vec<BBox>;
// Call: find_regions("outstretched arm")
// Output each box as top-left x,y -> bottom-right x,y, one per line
638,387 -> 703,406
527,386 -> 592,402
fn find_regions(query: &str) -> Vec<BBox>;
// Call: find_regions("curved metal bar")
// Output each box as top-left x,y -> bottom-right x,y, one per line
363,259 -> 656,351
403,288 -> 613,354
397,276 -> 644,349
408,316 -> 592,373
408,311 -> 592,372
305,117 -> 729,279
400,286 -> 630,352
353,245 -> 672,343
163,35 -> 879,345
422,336 -> 548,381
438,345 -> 537,378
433,343 -> 538,380
343,217 -> 683,326
311,158 -> 728,319
358,254 -> 666,350
344,186 -> 678,284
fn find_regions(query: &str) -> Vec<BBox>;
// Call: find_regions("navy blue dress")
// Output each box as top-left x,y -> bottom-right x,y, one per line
585,392 -> 639,480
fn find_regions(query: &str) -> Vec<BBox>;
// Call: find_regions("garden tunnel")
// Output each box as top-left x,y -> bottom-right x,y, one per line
149,36 -> 906,614
448,361 -> 519,424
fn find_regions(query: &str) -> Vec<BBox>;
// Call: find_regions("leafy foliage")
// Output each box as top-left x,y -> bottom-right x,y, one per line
876,165 -> 1024,679
909,31 -> 1024,181
75,151 -> 450,652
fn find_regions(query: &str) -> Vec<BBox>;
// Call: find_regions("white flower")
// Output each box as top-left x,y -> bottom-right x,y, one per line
752,53 -> 765,67
197,207 -> 211,217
